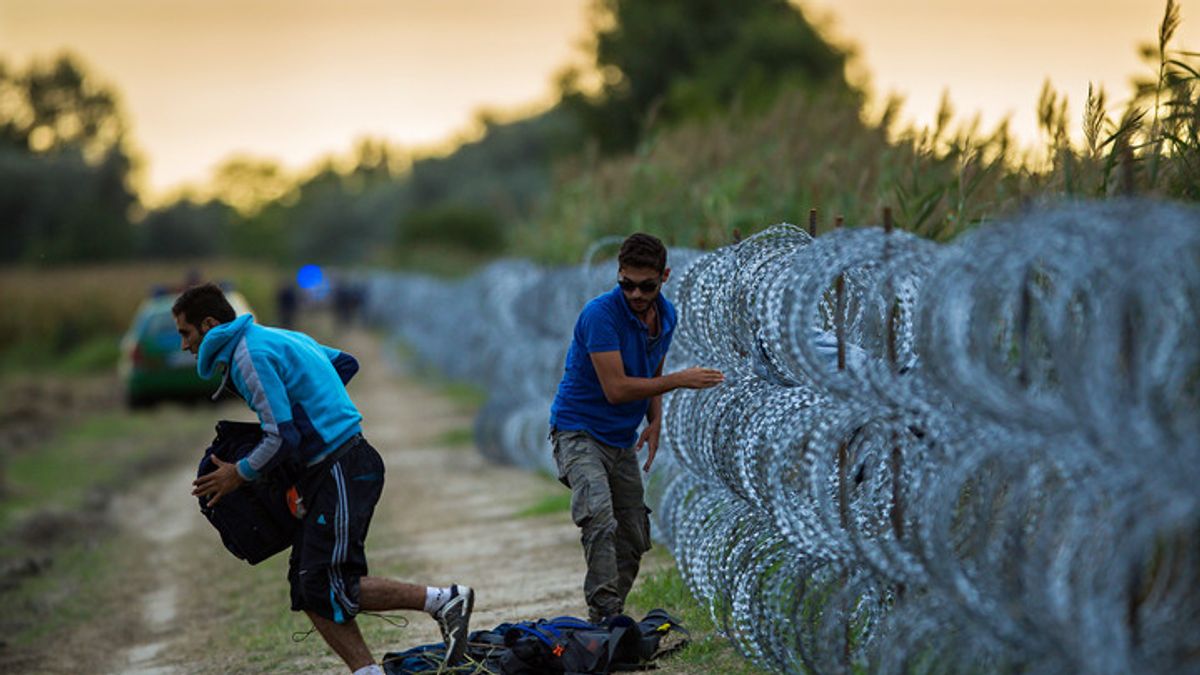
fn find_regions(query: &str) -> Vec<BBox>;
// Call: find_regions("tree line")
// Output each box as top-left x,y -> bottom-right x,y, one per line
0,0 -> 851,267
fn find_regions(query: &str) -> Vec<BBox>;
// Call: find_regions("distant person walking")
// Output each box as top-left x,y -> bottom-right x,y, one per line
174,283 -> 474,674
276,280 -> 298,329
333,277 -> 359,327
549,233 -> 724,623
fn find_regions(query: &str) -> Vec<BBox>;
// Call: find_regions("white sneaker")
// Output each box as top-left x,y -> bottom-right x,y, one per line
433,584 -> 474,666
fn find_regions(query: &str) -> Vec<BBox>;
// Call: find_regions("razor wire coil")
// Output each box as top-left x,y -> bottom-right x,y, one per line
365,199 -> 1200,674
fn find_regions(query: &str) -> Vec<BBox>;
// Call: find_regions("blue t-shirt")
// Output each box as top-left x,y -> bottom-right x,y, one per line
549,286 -> 677,448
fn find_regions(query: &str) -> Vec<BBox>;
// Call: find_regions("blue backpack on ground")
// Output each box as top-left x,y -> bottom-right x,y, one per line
381,609 -> 689,674
196,420 -> 298,564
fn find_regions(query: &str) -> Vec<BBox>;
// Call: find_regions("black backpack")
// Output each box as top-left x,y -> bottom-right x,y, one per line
382,610 -> 690,674
196,420 -> 298,564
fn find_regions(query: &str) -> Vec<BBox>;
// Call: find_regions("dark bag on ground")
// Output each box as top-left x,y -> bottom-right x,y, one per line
196,420 -> 298,564
381,609 -> 689,674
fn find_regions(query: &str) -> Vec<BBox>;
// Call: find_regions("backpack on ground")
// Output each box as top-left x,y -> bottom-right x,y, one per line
381,609 -> 690,674
196,420 -> 298,564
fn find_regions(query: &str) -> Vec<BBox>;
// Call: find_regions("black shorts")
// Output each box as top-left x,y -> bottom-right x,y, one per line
287,435 -> 385,623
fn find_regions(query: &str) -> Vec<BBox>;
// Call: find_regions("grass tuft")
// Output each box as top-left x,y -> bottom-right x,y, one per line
517,491 -> 573,518
434,426 -> 477,448
626,551 -> 771,674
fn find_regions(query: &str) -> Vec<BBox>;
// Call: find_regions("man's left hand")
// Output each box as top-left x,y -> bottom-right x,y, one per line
192,454 -> 246,507
636,422 -> 661,473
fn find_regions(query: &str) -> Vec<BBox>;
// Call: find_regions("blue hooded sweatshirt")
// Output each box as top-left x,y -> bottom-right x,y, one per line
197,314 -> 362,481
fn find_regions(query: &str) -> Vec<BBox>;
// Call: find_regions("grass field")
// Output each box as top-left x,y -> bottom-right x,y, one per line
0,260 -> 280,374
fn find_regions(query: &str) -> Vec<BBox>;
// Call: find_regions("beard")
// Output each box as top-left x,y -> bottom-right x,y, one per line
627,296 -> 652,313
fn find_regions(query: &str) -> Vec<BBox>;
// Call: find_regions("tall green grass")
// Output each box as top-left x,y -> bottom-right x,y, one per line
516,0 -> 1199,262
0,408 -> 214,531
626,551 -> 771,674
0,261 -> 279,373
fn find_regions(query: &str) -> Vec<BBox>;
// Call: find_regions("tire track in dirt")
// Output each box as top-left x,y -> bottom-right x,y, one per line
111,463 -> 198,675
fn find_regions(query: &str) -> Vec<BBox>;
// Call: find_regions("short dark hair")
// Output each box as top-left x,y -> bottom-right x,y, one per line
173,282 -> 236,326
618,233 -> 667,272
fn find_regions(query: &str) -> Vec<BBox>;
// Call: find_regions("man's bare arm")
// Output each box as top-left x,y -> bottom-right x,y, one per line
589,351 -> 723,405
646,356 -> 666,425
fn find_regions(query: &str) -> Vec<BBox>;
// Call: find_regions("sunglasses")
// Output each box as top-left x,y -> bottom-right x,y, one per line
618,277 -> 662,293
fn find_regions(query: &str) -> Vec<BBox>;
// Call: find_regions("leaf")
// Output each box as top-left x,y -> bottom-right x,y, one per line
1083,83 -> 1108,155
1160,0 -> 1181,55
1167,59 -> 1200,80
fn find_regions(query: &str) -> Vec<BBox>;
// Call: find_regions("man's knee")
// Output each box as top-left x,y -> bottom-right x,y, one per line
293,566 -> 362,623
614,505 -> 653,556
579,509 -> 618,549
569,472 -> 615,527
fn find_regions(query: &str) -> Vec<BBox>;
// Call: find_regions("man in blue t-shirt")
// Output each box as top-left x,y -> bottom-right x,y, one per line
550,233 -> 724,623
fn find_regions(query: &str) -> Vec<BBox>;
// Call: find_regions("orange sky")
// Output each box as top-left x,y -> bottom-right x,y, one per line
2,0 -> 1196,200
806,0 -> 1199,147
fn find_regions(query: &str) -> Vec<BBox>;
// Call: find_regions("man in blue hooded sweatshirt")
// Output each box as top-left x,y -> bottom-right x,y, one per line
175,282 -> 473,674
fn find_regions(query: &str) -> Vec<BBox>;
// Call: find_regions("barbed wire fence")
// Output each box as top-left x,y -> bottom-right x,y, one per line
364,199 -> 1200,674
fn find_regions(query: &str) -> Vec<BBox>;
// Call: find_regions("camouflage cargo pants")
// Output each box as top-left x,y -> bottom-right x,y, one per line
551,429 -> 653,622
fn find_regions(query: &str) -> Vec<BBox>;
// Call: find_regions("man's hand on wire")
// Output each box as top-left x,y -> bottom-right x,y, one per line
674,367 -> 724,390
637,420 -> 661,473
192,454 -> 246,507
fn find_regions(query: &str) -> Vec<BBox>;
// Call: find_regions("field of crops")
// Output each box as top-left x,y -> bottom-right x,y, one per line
0,262 -> 278,373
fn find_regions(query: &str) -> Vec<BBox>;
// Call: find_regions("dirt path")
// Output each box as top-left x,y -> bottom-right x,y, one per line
337,329 -> 591,648
112,463 -> 200,675
3,329 -> 603,673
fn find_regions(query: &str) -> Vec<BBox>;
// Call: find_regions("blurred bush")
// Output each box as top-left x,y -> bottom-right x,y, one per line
559,0 -> 854,153
0,54 -> 138,264
399,204 -> 506,254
